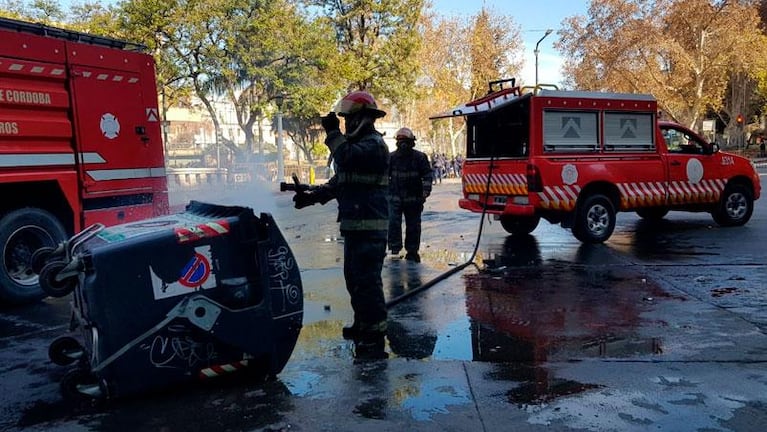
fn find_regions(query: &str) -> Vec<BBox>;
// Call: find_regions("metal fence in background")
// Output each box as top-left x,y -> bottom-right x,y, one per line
166,163 -> 330,190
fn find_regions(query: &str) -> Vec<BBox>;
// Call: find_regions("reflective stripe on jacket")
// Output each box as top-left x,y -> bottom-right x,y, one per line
321,128 -> 389,233
389,147 -> 433,201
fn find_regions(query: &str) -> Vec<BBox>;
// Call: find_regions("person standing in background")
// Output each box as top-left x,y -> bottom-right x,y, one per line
388,127 -> 433,263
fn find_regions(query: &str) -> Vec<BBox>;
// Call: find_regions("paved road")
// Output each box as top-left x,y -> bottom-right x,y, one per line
1,174 -> 766,431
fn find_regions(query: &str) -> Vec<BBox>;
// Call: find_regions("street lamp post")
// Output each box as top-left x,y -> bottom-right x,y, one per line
274,93 -> 285,182
534,29 -> 553,88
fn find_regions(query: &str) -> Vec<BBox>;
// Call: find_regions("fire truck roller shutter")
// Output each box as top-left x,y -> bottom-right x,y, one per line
0,208 -> 67,304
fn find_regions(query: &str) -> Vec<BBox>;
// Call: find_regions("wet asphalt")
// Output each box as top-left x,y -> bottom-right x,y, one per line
1,174 -> 767,431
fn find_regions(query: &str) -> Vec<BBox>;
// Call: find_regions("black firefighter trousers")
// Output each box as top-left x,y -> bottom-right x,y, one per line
388,199 -> 424,254
342,230 -> 388,335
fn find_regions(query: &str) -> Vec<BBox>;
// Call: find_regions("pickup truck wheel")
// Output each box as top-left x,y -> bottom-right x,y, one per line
0,209 -> 68,304
573,194 -> 616,243
636,207 -> 669,220
499,215 -> 540,235
712,184 -> 753,227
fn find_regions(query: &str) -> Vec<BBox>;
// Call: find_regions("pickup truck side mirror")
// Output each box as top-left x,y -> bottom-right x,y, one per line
702,141 -> 719,155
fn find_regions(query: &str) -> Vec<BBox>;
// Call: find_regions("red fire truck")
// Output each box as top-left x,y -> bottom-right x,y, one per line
433,79 -> 761,243
0,18 -> 168,304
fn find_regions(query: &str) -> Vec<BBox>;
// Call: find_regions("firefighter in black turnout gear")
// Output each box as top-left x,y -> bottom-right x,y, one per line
292,90 -> 390,360
388,127 -> 433,263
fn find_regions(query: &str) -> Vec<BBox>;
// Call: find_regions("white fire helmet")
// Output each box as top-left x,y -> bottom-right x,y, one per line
394,127 -> 416,141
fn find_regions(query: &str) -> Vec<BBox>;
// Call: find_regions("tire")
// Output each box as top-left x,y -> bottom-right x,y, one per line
499,215 -> 540,235
572,194 -> 616,243
49,336 -> 84,366
636,207 -> 669,221
712,184 -> 753,227
0,208 -> 68,304
39,261 -> 77,298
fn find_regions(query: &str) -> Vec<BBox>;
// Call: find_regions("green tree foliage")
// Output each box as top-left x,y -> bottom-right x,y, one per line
116,0 -> 189,123
306,0 -> 424,107
558,0 -> 767,130
117,0 -> 343,163
67,2 -> 119,35
0,0 -> 64,22
223,0 -> 341,163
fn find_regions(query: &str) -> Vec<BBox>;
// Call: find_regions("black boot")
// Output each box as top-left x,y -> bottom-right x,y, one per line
342,323 -> 360,340
354,333 -> 388,361
405,251 -> 420,263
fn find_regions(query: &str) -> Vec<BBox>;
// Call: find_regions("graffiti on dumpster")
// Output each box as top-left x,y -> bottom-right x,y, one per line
146,332 -> 218,369
268,246 -> 301,313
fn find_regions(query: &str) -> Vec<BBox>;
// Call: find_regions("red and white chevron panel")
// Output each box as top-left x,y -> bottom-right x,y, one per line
175,220 -> 231,244
198,360 -> 249,379
666,179 -> 724,205
463,174 -> 727,210
616,182 -> 666,208
463,172 -> 527,195
537,185 -> 582,210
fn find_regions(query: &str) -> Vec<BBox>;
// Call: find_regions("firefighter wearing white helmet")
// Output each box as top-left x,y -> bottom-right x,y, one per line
388,127 -> 432,262
292,89 -> 389,360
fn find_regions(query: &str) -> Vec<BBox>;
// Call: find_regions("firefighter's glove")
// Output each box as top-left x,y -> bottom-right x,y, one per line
293,191 -> 319,209
321,112 -> 340,134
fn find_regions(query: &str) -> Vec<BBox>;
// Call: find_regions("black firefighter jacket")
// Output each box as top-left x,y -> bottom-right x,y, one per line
389,147 -> 433,204
316,128 -> 390,236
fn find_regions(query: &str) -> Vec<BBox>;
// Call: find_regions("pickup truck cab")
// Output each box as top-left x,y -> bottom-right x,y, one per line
433,79 -> 761,243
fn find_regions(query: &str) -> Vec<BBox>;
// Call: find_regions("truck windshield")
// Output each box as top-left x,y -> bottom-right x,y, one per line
466,99 -> 530,158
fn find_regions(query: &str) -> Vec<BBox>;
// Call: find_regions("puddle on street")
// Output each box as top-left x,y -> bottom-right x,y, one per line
460,240 -> 670,363
373,235 -> 676,366
282,232 -> 683,417
492,362 -> 603,405
610,218 -> 720,260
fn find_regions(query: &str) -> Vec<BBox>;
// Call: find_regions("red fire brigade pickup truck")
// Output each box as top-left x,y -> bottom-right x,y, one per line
433,79 -> 761,243
0,18 -> 168,304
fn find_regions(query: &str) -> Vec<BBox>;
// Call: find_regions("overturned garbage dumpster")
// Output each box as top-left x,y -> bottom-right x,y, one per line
37,201 -> 303,400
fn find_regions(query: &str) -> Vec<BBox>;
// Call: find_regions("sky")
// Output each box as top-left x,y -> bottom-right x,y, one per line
430,0 -> 589,86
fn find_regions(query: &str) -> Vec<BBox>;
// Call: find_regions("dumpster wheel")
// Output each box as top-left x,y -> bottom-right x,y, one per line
242,355 -> 275,383
60,368 -> 104,402
49,336 -> 84,366
31,246 -> 56,274
39,261 -> 77,298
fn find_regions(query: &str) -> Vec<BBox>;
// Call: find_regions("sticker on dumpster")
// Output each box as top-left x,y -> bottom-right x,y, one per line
178,253 -> 211,287
127,220 -> 178,229
97,216 -> 184,243
175,220 -> 230,244
150,247 -> 216,300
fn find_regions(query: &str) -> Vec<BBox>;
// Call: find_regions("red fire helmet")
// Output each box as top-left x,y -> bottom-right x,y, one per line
334,90 -> 387,118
